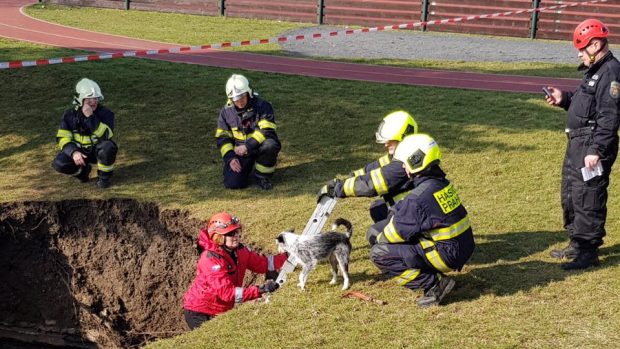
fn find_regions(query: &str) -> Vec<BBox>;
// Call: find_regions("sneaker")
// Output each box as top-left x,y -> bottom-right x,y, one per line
550,245 -> 579,259
256,176 -> 273,190
75,165 -> 91,183
416,276 -> 455,308
96,177 -> 111,189
561,250 -> 600,270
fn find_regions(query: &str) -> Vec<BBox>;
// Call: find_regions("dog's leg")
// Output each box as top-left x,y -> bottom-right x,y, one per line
335,253 -> 350,290
328,253 -> 339,285
298,260 -> 316,291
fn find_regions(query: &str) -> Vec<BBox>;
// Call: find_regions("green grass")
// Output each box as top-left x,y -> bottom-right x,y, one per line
2,34 -> 620,348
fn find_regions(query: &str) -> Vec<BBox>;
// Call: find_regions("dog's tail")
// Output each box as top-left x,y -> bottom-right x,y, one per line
331,218 -> 353,239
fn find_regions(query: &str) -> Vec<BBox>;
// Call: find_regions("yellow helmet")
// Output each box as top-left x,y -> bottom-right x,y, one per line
375,110 -> 418,144
225,74 -> 253,101
74,78 -> 103,106
393,134 -> 441,174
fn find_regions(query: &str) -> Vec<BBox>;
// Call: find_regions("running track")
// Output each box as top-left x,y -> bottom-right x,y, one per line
0,0 -> 580,93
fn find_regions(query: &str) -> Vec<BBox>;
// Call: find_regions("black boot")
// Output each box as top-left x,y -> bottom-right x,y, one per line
75,164 -> 91,183
550,245 -> 579,259
416,276 -> 455,308
561,249 -> 600,270
255,175 -> 273,190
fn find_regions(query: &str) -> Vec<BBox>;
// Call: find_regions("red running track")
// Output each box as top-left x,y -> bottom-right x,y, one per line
0,0 -> 580,93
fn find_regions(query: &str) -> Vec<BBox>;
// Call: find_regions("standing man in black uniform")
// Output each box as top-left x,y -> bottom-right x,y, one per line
52,78 -> 117,188
545,19 -> 620,270
367,134 -> 474,307
317,111 -> 418,225
215,74 -> 280,190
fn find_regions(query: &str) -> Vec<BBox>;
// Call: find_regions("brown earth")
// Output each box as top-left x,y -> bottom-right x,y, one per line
0,199 -> 210,348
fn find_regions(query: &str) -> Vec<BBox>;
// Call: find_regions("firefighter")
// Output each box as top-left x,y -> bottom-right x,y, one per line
52,78 -> 117,188
215,74 -> 281,190
317,111 -> 418,224
182,212 -> 287,329
368,134 -> 475,307
544,19 -> 620,270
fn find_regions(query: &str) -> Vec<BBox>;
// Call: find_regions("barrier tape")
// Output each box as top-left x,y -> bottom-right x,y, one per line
0,0 -> 607,70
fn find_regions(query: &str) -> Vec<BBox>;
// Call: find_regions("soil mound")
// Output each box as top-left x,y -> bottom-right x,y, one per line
0,199 -> 205,348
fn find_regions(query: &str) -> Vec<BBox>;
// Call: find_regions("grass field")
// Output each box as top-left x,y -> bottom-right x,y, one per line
2,5 -> 620,349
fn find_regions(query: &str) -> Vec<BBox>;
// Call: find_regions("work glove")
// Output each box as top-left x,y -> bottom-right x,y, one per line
317,179 -> 340,203
265,270 -> 279,281
258,280 -> 280,294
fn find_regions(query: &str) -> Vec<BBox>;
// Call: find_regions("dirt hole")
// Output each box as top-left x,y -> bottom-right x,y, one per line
0,199 -> 206,348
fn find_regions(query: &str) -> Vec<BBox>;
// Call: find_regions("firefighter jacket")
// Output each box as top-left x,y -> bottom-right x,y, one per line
183,236 -> 287,316
334,153 -> 414,206
215,96 -> 279,163
560,52 -> 620,167
56,106 -> 115,157
375,170 -> 474,272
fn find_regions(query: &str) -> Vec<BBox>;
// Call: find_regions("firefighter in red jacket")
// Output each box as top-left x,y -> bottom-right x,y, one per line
183,212 -> 287,329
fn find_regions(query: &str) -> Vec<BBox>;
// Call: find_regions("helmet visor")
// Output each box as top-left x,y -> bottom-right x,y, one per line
375,121 -> 389,144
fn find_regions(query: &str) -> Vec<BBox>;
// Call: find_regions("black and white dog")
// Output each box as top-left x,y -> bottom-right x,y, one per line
276,218 -> 353,291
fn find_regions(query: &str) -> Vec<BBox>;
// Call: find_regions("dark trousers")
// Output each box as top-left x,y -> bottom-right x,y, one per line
369,199 -> 389,223
223,138 -> 280,189
183,309 -> 212,330
52,140 -> 118,179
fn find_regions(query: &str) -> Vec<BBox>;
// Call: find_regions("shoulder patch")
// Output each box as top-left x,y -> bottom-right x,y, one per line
610,81 -> 620,99
433,183 -> 462,214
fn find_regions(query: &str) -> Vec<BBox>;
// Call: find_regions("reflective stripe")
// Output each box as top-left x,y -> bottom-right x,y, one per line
419,238 -> 452,273
343,177 -> 356,197
392,189 -> 411,203
267,255 -> 275,271
220,143 -> 233,157
235,287 -> 244,303
378,155 -> 390,167
255,163 -> 275,174
56,129 -> 72,138
394,268 -> 421,286
382,218 -> 405,243
93,122 -> 111,139
215,128 -> 232,138
428,216 -> 471,241
370,168 -> 388,195
232,128 -> 245,141
58,138 -> 72,149
97,163 -> 114,172
250,131 -> 266,144
353,169 -> 365,177
258,120 -> 276,130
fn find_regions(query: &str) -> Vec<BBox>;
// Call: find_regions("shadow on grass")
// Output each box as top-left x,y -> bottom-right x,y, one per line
470,230 -> 567,265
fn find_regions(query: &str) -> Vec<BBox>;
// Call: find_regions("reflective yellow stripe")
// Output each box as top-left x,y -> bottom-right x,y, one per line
93,122 -> 107,138
97,163 -> 114,172
250,131 -> 266,144
72,133 -> 93,145
394,268 -> 421,286
343,177 -> 356,197
419,238 -> 452,273
428,216 -> 471,241
56,129 -> 72,138
353,169 -> 365,177
232,128 -> 245,141
58,138 -> 72,149
378,155 -> 390,167
258,120 -> 277,130
220,143 -> 233,157
370,168 -> 388,195
383,218 -> 405,243
215,128 -> 232,138
392,189 -> 411,203
255,163 -> 275,174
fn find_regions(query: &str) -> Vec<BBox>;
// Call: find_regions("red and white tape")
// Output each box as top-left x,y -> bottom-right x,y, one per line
0,0 -> 607,70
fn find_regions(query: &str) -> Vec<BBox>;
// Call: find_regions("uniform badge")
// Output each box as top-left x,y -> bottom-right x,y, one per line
592,74 -> 599,80
611,81 -> 620,99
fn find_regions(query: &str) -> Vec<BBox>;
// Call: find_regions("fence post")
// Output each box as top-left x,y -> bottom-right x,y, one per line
124,0 -> 130,10
219,0 -> 225,16
317,0 -> 325,25
420,0 -> 429,32
530,0 -> 541,39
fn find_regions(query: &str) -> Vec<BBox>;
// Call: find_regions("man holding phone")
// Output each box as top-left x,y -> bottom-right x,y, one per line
544,19 -> 620,270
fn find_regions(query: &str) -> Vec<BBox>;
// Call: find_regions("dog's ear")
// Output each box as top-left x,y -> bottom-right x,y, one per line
276,234 -> 286,244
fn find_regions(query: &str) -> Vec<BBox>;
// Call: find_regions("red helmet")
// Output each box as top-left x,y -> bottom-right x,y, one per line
573,19 -> 609,50
206,212 -> 241,245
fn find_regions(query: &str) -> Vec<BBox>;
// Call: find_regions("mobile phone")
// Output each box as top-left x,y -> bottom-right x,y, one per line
542,87 -> 552,97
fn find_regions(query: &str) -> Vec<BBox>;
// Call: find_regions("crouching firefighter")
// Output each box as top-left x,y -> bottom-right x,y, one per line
183,212 -> 288,330
367,134 -> 475,307
52,78 -> 117,188
215,74 -> 281,190
317,111 -> 418,223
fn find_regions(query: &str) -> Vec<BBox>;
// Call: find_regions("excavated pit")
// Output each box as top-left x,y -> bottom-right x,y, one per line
0,199 -> 207,348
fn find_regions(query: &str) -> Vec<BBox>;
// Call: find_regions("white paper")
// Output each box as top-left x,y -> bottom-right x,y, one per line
581,162 -> 603,181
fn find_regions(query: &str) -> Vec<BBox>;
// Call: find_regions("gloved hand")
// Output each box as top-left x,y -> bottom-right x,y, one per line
258,280 -> 280,294
265,270 -> 279,281
317,179 -> 340,203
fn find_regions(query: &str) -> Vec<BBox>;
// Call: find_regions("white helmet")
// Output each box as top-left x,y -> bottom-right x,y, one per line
225,74 -> 253,101
393,134 -> 441,174
375,110 -> 418,144
75,78 -> 103,106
